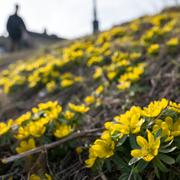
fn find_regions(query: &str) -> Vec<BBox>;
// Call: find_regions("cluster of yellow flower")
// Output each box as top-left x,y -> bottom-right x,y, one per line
0,12 -> 179,97
92,50 -> 145,91
0,43 -> 87,94
141,13 -> 179,57
141,14 -> 178,44
86,99 -> 180,167
0,101 -> 90,154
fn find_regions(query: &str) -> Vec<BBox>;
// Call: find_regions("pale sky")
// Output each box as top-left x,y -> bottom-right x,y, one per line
0,0 -> 178,39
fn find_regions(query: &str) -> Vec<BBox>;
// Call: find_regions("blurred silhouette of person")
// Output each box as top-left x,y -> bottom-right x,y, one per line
7,4 -> 27,51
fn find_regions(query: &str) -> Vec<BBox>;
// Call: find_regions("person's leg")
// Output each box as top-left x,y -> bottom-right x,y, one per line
10,40 -> 15,52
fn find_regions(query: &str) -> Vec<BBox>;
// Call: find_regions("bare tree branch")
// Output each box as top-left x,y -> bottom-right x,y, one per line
1,128 -> 103,164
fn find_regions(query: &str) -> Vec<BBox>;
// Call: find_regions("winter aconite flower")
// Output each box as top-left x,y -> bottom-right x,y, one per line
142,98 -> 168,117
85,131 -> 115,168
153,116 -> 180,141
63,111 -> 75,120
95,85 -> 104,95
147,44 -> 160,55
60,79 -> 74,88
93,67 -> 103,79
54,124 -> 72,138
68,103 -> 89,113
166,37 -> 179,48
84,96 -> 95,105
14,126 -> 30,140
16,138 -> 36,154
29,174 -> 41,180
169,101 -> 180,113
0,120 -> 13,136
114,106 -> 144,135
28,122 -> 46,138
117,81 -> 131,90
131,130 -> 160,161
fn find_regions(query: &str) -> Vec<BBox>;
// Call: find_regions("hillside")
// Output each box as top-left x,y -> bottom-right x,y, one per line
0,8 -> 179,180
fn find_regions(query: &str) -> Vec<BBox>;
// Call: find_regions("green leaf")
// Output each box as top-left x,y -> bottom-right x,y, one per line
133,173 -> 143,180
118,173 -> 129,180
93,159 -> 104,171
155,158 -> 168,172
154,165 -> 160,179
129,135 -> 139,149
135,160 -> 149,172
105,160 -> 112,172
176,153 -> 180,163
174,137 -> 180,148
113,154 -> 130,172
116,135 -> 128,147
158,153 -> 175,165
159,146 -> 177,153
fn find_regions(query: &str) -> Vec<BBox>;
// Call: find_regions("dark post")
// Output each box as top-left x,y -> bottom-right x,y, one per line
92,0 -> 99,34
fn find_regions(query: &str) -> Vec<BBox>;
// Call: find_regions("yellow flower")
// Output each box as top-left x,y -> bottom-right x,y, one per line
29,174 -> 41,180
64,110 -> 75,120
85,131 -> 115,168
169,101 -> 180,113
14,126 -> 30,140
74,76 -> 83,82
166,37 -> 179,48
46,81 -> 56,92
153,116 -> 180,141
68,103 -> 89,113
117,59 -> 130,67
36,101 -> 62,114
85,156 -> 97,168
14,112 -> 31,126
60,79 -> 74,88
93,67 -> 103,79
33,101 -> 62,121
130,52 -> 141,61
54,124 -> 72,138
142,98 -> 168,117
118,63 -> 145,86
16,138 -> 36,154
107,71 -> 117,80
87,56 -> 103,66
104,121 -> 122,138
114,106 -> 144,135
0,119 -> 13,136
84,96 -> 95,105
45,173 -> 52,180
117,81 -> 131,90
28,122 -> 46,138
147,44 -> 160,55
95,85 -> 104,95
131,130 -> 160,162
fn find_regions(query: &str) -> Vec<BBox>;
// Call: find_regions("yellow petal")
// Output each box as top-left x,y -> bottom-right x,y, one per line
147,130 -> 155,145
85,157 -> 96,168
137,136 -> 148,147
165,116 -> 173,129
131,149 -> 143,158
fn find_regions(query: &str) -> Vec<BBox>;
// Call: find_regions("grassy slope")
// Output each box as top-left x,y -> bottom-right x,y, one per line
0,7 -> 180,179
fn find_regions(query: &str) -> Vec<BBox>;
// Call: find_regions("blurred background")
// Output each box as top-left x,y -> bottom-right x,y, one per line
0,0 -> 179,52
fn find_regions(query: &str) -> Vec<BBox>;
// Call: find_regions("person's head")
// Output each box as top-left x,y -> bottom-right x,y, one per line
15,4 -> 19,15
